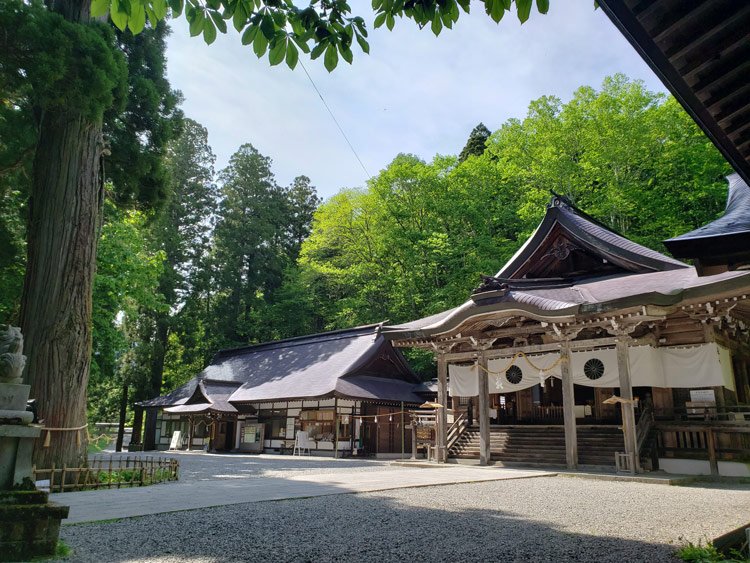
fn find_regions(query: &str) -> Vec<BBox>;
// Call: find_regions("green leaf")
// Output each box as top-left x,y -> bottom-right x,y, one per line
340,45 -> 353,64
489,0 -> 505,23
386,13 -> 395,31
128,4 -> 146,34
431,13 -> 442,35
293,36 -> 311,54
269,38 -> 286,66
373,12 -> 386,28
203,18 -> 217,44
110,0 -> 128,30
285,41 -> 299,69
189,11 -> 205,37
90,0 -> 109,18
536,0 -> 549,13
167,0 -> 184,17
232,3 -> 246,32
324,43 -> 338,72
310,41 -> 326,60
241,25 -> 258,45
260,14 -> 275,40
210,10 -> 227,33
145,5 -> 157,26
356,33 -> 369,54
152,0 -> 168,20
253,30 -> 268,57
516,0 -> 532,23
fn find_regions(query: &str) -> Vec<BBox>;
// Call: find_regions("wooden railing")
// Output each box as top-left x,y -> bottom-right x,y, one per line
446,412 -> 468,451
656,423 -> 750,476
653,404 -> 750,422
530,405 -> 564,423
33,455 -> 179,493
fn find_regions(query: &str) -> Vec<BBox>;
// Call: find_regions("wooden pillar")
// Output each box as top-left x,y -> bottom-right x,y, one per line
115,383 -> 129,453
411,415 -> 417,460
477,351 -> 491,466
333,398 -> 339,459
560,341 -> 578,470
616,337 -> 639,473
436,353 -> 448,463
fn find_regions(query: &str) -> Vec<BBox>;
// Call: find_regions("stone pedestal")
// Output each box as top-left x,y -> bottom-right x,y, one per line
0,325 -> 69,560
0,490 -> 69,562
0,424 -> 41,490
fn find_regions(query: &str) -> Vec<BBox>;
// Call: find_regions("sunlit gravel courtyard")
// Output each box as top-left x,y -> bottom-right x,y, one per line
57,472 -> 750,563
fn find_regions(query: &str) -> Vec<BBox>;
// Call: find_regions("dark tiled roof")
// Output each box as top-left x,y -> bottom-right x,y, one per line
496,196 -> 686,280
666,174 -> 750,243
383,196 -> 750,340
141,325 -> 421,407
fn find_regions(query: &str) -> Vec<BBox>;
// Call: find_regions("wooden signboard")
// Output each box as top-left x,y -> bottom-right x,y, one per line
169,430 -> 181,450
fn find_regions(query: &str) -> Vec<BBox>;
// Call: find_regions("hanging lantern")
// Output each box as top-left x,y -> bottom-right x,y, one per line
539,370 -> 545,386
374,416 -> 378,423
389,414 -> 393,422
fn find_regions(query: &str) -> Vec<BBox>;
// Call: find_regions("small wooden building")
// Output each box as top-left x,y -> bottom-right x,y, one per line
136,324 -> 423,457
383,195 -> 750,473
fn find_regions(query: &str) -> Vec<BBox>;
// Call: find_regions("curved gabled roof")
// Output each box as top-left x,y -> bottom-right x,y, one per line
383,196 -> 750,341
497,195 -> 686,280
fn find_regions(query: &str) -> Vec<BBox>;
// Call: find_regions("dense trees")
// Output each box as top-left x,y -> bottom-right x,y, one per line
295,76 -> 730,335
0,0 -> 550,466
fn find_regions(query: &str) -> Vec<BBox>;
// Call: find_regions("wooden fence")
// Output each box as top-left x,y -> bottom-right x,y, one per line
656,423 -> 750,475
33,455 -> 179,493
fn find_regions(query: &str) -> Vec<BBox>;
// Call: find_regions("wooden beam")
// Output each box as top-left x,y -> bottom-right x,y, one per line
616,337 -> 639,473
560,341 -> 578,470
477,350 -> 491,466
436,353 -> 448,463
443,336 -> 635,362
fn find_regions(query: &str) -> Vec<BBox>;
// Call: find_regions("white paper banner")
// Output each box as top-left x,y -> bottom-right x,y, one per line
447,343 -> 735,395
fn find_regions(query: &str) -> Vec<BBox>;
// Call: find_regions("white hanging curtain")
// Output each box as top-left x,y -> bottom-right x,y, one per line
447,363 -> 478,397
447,342 -> 735,395
570,347 -> 620,388
488,352 -> 561,392
659,343 -> 735,391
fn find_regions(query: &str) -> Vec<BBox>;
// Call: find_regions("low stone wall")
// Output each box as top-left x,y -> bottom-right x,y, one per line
658,457 -> 750,477
0,489 -> 69,562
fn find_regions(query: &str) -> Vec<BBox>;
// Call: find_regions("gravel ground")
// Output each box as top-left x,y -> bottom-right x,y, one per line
104,451 -> 396,482
58,476 -> 750,563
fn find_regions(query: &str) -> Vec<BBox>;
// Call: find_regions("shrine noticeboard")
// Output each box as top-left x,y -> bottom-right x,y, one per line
239,422 -> 265,453
169,430 -> 182,450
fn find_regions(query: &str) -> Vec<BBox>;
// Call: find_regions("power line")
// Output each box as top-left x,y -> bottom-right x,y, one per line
299,60 -> 371,180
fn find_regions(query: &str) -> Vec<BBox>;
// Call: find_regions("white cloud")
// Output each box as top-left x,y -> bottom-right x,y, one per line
166,4 -> 666,199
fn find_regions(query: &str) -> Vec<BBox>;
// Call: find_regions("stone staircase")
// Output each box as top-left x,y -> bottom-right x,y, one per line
449,425 -> 625,467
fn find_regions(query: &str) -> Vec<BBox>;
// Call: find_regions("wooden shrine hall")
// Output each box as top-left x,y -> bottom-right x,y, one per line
134,324 -> 426,457
383,193 -> 750,473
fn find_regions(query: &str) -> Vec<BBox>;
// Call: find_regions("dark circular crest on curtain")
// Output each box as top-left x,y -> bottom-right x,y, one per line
584,358 -> 605,380
506,365 -> 523,384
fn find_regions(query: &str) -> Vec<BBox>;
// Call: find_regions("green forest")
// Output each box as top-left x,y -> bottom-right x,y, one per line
0,15 -> 731,424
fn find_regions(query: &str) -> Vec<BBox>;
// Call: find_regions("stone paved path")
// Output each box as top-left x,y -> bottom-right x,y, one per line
53,463 -> 555,524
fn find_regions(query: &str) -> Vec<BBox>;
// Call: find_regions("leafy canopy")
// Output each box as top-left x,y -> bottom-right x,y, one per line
92,0 -> 550,71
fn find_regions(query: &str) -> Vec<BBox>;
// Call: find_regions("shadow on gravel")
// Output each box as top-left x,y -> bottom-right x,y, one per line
58,490 -> 680,563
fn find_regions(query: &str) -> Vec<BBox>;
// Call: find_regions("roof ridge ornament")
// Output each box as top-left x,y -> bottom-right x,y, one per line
548,190 -> 574,209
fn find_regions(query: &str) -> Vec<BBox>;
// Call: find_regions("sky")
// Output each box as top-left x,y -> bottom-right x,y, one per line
165,3 -> 667,200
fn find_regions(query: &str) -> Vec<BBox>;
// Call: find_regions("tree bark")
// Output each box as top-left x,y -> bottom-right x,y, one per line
20,108 -> 104,469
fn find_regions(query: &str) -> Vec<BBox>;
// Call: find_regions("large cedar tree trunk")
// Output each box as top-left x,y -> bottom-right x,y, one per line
21,106 -> 104,469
